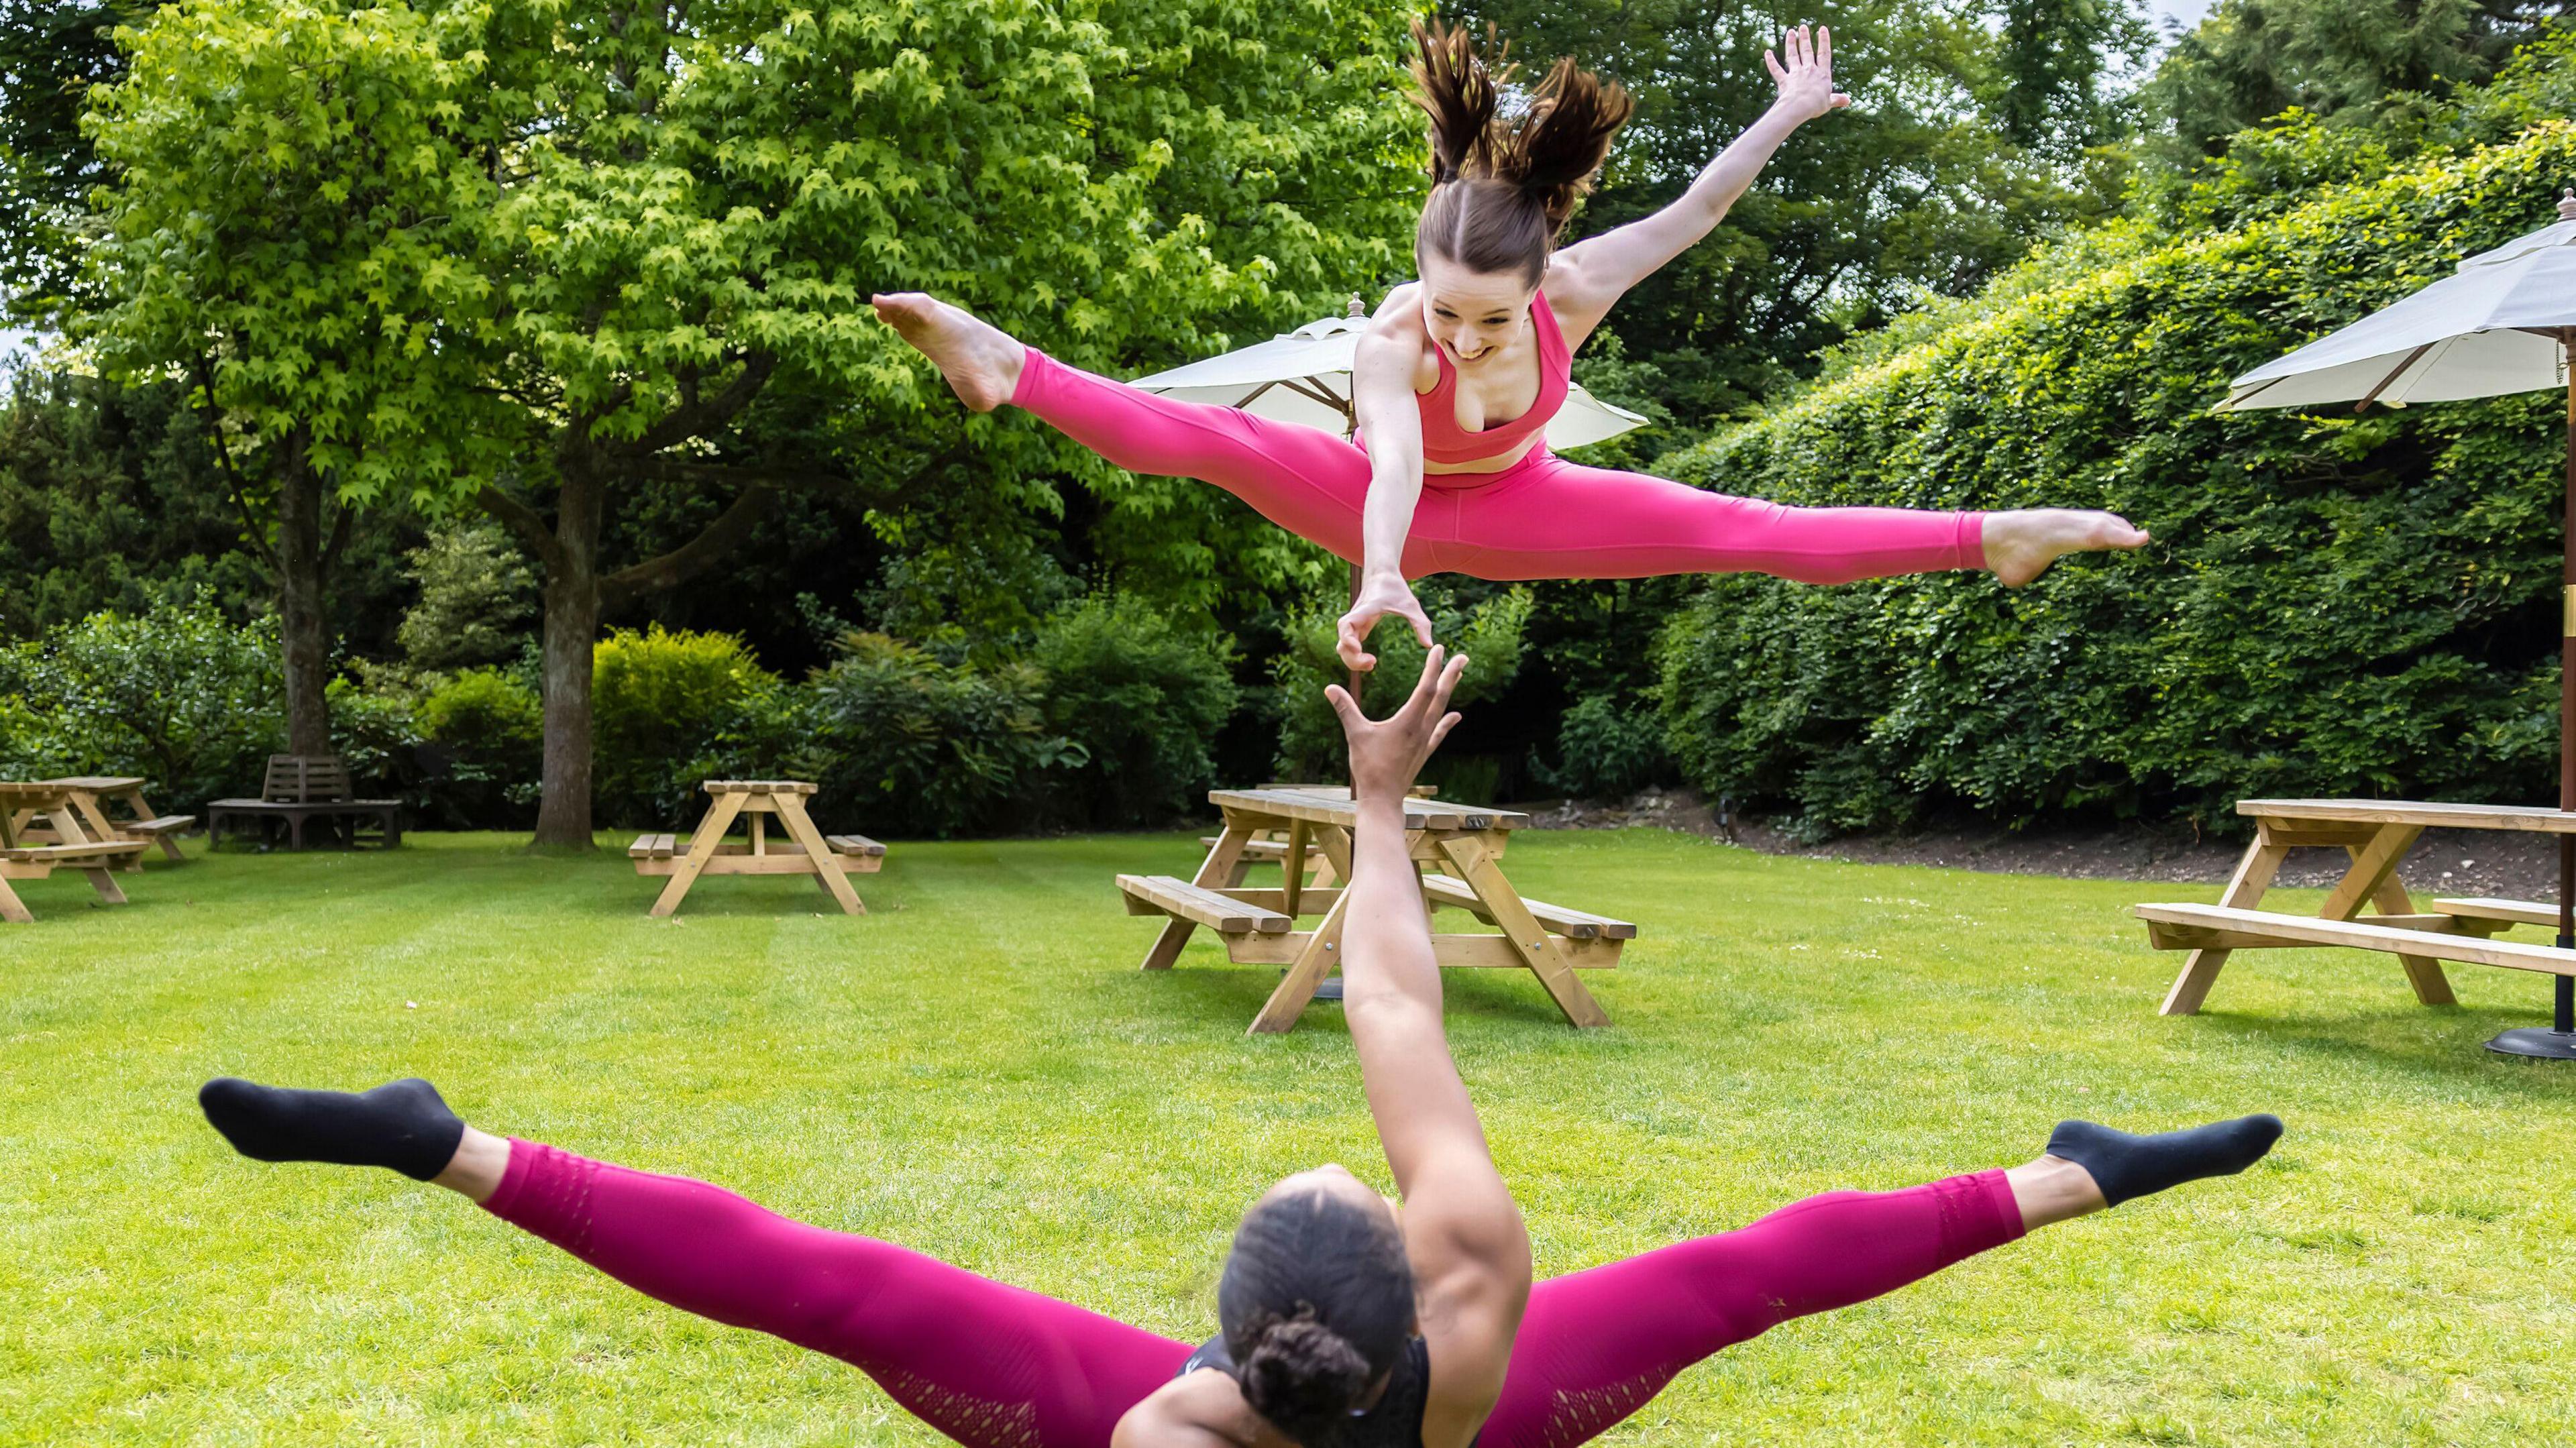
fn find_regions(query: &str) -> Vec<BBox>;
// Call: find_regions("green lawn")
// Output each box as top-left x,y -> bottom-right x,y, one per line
5,830 -> 2572,1445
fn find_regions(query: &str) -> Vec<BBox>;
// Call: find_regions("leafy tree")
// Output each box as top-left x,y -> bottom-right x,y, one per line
1992,0 -> 2156,160
1448,0 -> 2134,423
2141,0 -> 2573,155
0,370 -> 251,637
0,598 -> 285,810
441,0 -> 1421,846
0,0 -> 133,314
80,0 -> 1419,847
396,523 -> 537,673
80,0 -> 510,755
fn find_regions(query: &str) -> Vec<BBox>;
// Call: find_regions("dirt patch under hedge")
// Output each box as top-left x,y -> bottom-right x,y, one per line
1521,789 -> 2573,902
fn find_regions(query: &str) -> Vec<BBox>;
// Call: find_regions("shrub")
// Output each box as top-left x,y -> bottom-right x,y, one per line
1269,580 -> 1533,782
1529,694 -> 1676,801
0,600 -> 284,811
785,632 -> 1069,838
1029,596 -> 1238,828
592,626 -> 776,828
417,667 -> 544,827
1652,108 -> 2576,836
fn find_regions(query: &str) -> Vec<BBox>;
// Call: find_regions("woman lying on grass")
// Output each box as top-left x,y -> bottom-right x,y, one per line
201,652 -> 2279,1448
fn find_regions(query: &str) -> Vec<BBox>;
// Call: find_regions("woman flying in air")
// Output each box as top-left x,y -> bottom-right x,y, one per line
873,20 -> 2148,671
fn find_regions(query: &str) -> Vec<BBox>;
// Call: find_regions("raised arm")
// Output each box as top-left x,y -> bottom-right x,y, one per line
1550,24 -> 1847,322
1339,289 -> 1439,673
1325,649 -> 1531,1431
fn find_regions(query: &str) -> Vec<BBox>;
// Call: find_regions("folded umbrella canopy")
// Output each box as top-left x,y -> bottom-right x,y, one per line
2222,188 -> 2576,1058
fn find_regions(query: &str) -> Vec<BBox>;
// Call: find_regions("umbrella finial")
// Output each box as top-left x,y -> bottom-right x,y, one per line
1348,292 -> 1366,319
2560,187 -> 2576,221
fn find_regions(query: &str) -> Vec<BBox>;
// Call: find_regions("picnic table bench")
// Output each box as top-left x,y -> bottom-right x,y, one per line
2135,801 -> 2576,1036
12,777 -> 193,865
0,782 -> 150,923
1124,786 -> 1635,1034
633,780 -> 884,917
207,755 -> 402,850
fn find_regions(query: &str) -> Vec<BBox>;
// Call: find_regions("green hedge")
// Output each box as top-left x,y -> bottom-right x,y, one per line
1654,105 -> 2576,836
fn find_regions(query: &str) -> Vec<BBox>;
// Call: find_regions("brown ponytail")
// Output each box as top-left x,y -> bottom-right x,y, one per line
1411,19 -> 1633,285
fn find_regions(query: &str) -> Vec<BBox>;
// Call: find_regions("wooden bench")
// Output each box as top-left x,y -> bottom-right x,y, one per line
1120,875 -> 1295,935
3,841 -> 154,918
1416,873 -> 1637,941
207,756 -> 402,850
629,831 -> 887,875
2135,902 -> 2576,977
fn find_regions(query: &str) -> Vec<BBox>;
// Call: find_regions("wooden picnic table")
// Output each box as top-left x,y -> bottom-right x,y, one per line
1120,786 -> 1635,1034
0,782 -> 150,924
630,780 -> 885,917
16,777 -> 195,866
2135,799 -> 2576,1019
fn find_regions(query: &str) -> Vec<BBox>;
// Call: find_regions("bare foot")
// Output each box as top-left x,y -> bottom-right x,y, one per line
1982,508 -> 2150,587
870,292 -> 1027,412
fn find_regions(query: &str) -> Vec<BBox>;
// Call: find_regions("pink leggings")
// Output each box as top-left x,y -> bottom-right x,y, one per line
1014,349 -> 1985,581
484,1139 -> 2024,1447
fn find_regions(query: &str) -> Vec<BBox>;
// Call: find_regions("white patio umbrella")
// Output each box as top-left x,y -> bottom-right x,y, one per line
1130,294 -> 1652,449
2221,188 -> 2576,1058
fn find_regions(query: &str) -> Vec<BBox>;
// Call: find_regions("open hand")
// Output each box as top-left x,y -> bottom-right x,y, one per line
1765,23 -> 1849,122
1337,571 -> 1436,673
1327,646 -> 1467,803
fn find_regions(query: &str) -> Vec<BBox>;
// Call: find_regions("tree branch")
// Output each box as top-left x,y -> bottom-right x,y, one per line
190,352 -> 279,571
475,483 -> 571,575
600,477 -> 779,608
319,500 -> 356,577
627,455 -> 846,492
613,351 -> 777,457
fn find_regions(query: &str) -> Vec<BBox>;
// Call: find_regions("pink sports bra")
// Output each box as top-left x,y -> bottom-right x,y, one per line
1415,290 -> 1572,465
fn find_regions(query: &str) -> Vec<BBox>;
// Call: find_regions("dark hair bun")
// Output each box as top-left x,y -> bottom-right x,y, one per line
1237,1308 -> 1373,1445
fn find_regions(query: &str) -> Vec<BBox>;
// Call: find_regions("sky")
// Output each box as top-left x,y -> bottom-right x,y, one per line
2153,0 -> 2213,32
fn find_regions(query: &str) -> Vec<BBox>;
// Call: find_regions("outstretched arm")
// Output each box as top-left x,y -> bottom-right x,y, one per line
1325,650 -> 1531,1428
1340,291 -> 1439,673
1550,24 -> 1847,319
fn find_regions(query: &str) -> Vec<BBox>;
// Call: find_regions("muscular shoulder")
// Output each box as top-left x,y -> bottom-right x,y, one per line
1358,283 -> 1439,394
1112,1370 -> 1255,1448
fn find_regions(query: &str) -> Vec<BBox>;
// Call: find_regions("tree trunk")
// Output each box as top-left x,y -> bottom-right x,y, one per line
531,464 -> 604,848
274,429 -> 333,756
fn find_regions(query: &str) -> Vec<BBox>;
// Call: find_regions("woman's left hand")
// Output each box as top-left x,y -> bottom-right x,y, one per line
1766,23 -> 1849,123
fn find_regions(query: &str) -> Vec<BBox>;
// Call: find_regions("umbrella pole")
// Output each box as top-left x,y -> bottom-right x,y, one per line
2490,333 -> 2576,1058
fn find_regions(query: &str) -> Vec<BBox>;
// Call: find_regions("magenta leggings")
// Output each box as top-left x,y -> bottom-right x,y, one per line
484,1139 -> 2023,1447
1014,349 -> 1985,581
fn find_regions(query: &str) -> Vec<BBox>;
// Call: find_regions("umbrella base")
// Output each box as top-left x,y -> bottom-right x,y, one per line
2485,970 -> 2576,1059
2483,1026 -> 2576,1060
1275,970 -> 1344,1003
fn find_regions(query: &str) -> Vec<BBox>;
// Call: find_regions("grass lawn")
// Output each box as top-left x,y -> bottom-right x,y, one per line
5,828 -> 2573,1445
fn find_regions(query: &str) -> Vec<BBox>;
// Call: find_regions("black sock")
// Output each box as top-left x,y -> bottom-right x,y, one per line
2046,1113 -> 2282,1207
199,1077 -> 465,1182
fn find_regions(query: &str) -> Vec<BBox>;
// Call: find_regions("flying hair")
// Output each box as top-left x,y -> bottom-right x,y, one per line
1410,19 -> 1633,283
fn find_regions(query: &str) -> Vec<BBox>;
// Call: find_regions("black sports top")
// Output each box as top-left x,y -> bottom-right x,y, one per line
1180,1333 -> 1460,1448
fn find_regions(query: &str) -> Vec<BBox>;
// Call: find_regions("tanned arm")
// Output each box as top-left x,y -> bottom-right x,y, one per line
1340,287 -> 1440,674
1326,649 -> 1532,1444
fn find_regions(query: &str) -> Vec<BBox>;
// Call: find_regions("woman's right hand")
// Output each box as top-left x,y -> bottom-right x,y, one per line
1337,569 -> 1436,673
